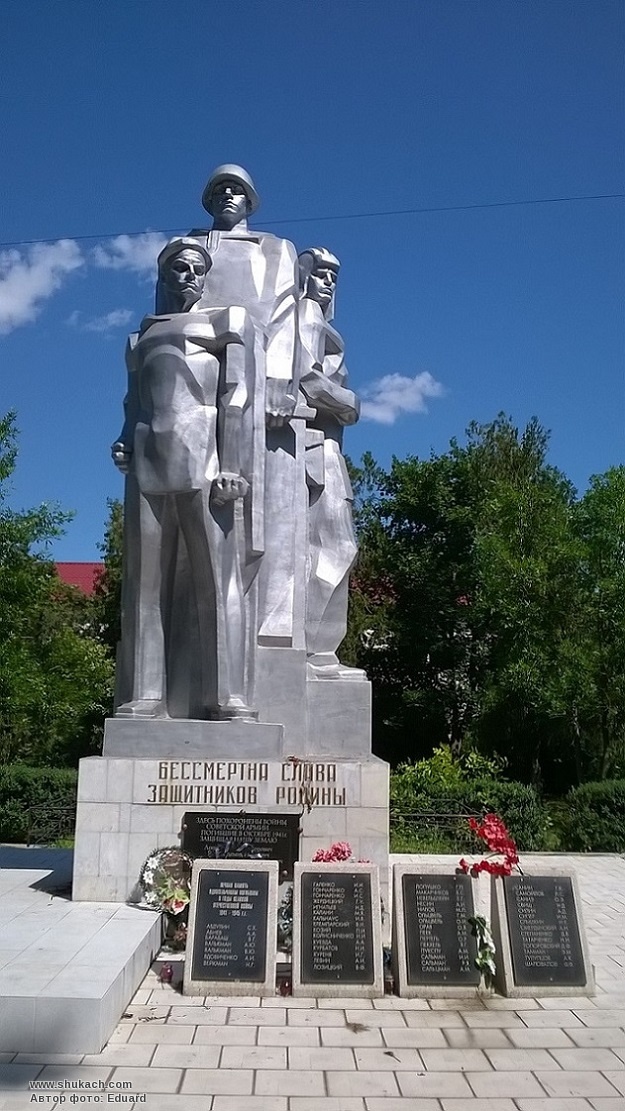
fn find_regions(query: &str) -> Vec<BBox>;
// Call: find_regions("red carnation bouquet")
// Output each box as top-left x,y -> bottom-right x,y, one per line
459,814 -> 520,878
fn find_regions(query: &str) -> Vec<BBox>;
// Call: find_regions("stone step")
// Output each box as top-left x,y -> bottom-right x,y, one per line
0,846 -> 161,1054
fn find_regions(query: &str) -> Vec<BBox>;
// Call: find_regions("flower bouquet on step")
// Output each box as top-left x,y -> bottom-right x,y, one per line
457,813 -> 520,989
278,842 -> 373,958
139,847 -> 193,948
459,813 -> 520,878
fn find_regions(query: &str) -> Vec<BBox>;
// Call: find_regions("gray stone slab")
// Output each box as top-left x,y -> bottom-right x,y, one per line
360,760 -> 390,808
0,849 -> 161,1054
76,755 -> 108,802
306,677 -> 372,758
184,859 -> 278,997
491,867 -> 595,998
392,860 -> 490,999
292,862 -> 384,998
103,716 -> 284,759
255,645 -> 307,748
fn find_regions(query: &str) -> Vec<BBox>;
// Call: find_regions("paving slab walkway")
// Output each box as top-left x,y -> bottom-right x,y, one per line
0,852 -> 624,1110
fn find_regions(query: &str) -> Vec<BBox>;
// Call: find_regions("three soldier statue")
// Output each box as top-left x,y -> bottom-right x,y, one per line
112,165 -> 362,723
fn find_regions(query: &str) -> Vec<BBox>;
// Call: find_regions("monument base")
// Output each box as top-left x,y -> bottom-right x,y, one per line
305,677 -> 372,758
253,646 -> 373,758
72,747 -> 390,927
103,717 -> 283,759
105,666 -> 372,760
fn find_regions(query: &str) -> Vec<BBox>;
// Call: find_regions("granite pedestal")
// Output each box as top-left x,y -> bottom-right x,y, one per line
72,746 -> 389,918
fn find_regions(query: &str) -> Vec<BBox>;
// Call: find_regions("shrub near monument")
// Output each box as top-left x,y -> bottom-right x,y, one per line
563,780 -> 625,852
0,764 -> 77,843
389,746 -> 549,853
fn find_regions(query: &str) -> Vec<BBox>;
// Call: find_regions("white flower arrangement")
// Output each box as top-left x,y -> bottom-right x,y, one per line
139,846 -> 193,914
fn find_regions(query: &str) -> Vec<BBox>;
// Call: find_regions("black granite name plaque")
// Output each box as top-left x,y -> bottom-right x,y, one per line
503,874 -> 586,987
402,873 -> 480,986
300,871 -> 374,985
181,811 -> 300,880
189,867 -> 268,983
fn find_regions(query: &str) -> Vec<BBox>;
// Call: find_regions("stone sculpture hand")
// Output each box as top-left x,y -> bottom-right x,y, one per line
265,379 -> 296,428
111,440 -> 132,474
211,472 -> 250,506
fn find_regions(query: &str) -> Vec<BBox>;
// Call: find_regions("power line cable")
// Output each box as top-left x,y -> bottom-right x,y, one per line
0,191 -> 622,250
263,192 -> 625,226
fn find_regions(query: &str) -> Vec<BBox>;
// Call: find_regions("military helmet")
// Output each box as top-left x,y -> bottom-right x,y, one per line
157,237 -> 212,274
201,164 -> 260,216
300,246 -> 340,271
297,246 -> 341,292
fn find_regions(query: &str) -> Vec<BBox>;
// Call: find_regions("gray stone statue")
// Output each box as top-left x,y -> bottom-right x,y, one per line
111,173 -> 365,733
182,165 -> 302,643
298,248 -> 363,680
190,164 -> 298,425
112,238 -> 263,721
79,171 -> 382,920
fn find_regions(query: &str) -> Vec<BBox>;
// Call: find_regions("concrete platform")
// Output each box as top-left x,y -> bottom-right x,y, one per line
0,850 -> 624,1110
0,846 -> 161,1055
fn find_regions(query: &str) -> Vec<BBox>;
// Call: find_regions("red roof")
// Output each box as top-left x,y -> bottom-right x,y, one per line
55,562 -> 103,596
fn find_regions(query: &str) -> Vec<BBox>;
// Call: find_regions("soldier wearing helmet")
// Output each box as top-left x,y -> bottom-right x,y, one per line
173,164 -> 299,430
113,236 -> 262,721
298,247 -> 363,680
201,164 -> 260,227
178,166 -> 302,646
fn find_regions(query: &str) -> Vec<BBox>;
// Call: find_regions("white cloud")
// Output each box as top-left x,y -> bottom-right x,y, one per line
360,371 -> 445,424
68,308 -> 134,334
0,240 -> 84,334
92,232 -> 168,277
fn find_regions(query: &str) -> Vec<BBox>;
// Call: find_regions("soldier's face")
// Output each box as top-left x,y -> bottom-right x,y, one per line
209,181 -> 249,227
307,265 -> 338,310
163,250 -> 207,299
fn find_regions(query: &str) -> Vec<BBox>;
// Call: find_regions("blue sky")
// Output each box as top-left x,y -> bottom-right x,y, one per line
1,0 -> 623,560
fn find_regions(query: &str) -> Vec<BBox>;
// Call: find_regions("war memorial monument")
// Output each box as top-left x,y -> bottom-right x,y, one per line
70,169 -> 592,1011
71,164 -> 390,921
0,167 -> 597,1057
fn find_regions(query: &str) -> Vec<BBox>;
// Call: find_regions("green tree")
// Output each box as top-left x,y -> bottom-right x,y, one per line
572,468 -> 625,779
0,413 -> 114,766
347,415 -> 589,788
92,497 -> 123,654
341,453 -> 394,669
347,434 -> 485,766
471,428 -> 583,789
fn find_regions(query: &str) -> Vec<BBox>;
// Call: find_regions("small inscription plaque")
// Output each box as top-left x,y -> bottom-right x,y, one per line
402,873 -> 480,986
181,811 -> 300,880
300,871 -> 374,984
189,867 -> 269,983
504,874 -> 586,987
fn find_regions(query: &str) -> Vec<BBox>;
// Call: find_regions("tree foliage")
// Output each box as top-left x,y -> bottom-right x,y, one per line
92,497 -> 123,654
0,413 -> 114,766
348,415 -> 625,790
571,468 -> 625,779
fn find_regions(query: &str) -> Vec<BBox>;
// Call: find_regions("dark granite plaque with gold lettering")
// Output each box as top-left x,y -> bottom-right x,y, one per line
181,812 -> 300,881
503,875 -> 586,987
189,867 -> 268,983
300,871 -> 374,984
402,873 -> 480,986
